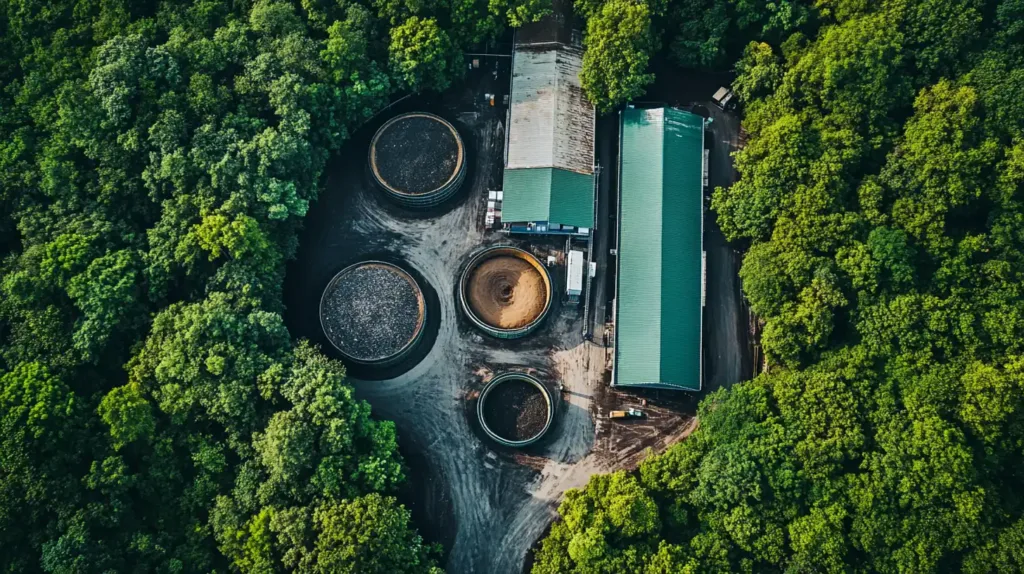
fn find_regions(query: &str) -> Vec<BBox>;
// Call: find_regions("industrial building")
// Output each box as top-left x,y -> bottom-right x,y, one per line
500,38 -> 596,236
613,107 -> 706,391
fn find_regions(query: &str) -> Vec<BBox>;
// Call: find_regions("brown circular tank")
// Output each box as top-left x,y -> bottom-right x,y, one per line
458,246 -> 553,339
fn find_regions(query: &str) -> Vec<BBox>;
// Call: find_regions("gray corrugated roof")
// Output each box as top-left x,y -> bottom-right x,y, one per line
506,44 -> 594,175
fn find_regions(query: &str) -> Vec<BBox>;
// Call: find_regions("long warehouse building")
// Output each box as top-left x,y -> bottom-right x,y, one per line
614,107 -> 705,391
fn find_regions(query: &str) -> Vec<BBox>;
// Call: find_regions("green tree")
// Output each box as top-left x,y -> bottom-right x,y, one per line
732,41 -> 783,104
127,292 -> 291,445
0,0 -> 525,568
212,495 -> 440,574
389,17 -> 459,93
208,343 -> 412,572
0,363 -> 86,572
667,0 -> 731,69
308,495 -> 441,574
533,472 -> 661,573
537,2 -> 1024,570
579,0 -> 656,113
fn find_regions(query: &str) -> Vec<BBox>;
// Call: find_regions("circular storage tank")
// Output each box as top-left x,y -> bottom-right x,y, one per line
369,112 -> 466,208
459,246 -> 553,339
320,261 -> 427,367
477,372 -> 554,447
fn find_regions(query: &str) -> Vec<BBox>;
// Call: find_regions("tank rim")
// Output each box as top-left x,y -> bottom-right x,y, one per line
368,112 -> 465,197
319,260 -> 427,365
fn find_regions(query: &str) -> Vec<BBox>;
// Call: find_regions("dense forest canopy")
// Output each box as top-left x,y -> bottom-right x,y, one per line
0,0 -> 544,571
576,0 -> 817,111
535,0 -> 1024,572
8,0 -> 1024,571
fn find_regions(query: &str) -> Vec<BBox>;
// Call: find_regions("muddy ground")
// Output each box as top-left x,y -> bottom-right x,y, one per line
284,65 -> 748,573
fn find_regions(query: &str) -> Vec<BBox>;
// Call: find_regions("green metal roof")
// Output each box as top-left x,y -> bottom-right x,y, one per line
502,167 -> 595,228
615,108 -> 704,391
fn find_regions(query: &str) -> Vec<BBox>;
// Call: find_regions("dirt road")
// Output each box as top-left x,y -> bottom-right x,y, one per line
702,104 -> 753,390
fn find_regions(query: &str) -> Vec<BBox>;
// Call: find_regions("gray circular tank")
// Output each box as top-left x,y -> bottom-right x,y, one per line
319,261 -> 426,366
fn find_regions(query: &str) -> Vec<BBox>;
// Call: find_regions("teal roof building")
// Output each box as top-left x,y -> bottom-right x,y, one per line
502,43 -> 596,233
614,107 -> 705,391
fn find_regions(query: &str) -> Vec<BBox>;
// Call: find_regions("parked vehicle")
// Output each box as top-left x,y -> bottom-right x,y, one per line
609,408 -> 645,419
712,86 -> 736,110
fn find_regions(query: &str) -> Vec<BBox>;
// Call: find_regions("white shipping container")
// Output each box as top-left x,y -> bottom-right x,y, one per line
567,250 -> 585,296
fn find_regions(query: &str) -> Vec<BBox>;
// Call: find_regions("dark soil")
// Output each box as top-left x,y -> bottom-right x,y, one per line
483,379 -> 549,441
321,263 -> 424,361
374,115 -> 460,195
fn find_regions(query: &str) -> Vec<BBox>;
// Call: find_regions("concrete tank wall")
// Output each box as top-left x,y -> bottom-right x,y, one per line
458,245 -> 553,339
369,112 -> 466,208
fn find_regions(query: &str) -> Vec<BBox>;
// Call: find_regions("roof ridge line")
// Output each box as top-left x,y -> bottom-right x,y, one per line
551,48 -> 560,169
